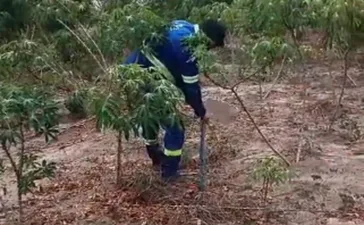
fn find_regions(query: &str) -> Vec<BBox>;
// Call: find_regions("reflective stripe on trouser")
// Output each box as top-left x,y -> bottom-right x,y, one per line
164,148 -> 182,157
161,123 -> 185,178
182,74 -> 199,84
140,122 -> 161,165
144,138 -> 158,146
138,125 -> 158,146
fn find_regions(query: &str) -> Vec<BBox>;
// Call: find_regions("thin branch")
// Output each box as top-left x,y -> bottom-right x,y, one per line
1,144 -> 19,178
263,56 -> 287,100
230,88 -> 291,166
289,28 -> 303,60
204,72 -> 291,167
207,67 -> 259,90
328,50 -> 349,131
296,136 -> 303,163
346,73 -> 357,87
232,66 -> 266,89
18,126 -> 25,179
56,0 -> 108,70
57,19 -> 107,74
296,92 -> 308,164
78,24 -> 108,69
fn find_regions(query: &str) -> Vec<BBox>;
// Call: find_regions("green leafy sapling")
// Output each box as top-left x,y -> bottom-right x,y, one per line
312,0 -> 364,52
0,85 -> 59,223
64,89 -> 89,119
251,36 -> 294,68
91,64 -> 183,185
0,38 -> 73,90
189,2 -> 230,24
92,91 -> 135,185
183,32 -> 217,74
246,35 -> 294,99
252,156 -> 294,202
311,0 -> 364,128
120,66 -> 183,130
98,2 -> 168,60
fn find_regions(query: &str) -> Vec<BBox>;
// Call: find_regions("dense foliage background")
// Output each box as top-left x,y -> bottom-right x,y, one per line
2,0 -> 363,90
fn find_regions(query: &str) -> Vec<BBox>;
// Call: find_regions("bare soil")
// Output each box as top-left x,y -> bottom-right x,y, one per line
2,57 -> 364,225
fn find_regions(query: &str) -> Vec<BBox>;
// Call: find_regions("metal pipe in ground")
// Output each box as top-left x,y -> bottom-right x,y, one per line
199,121 -> 207,191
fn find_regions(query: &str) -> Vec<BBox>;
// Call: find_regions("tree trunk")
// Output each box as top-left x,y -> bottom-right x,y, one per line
17,183 -> 23,224
116,132 -> 122,185
328,50 -> 350,130
17,126 -> 25,224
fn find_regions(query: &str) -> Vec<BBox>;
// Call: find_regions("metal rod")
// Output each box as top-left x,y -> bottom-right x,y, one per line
199,121 -> 207,191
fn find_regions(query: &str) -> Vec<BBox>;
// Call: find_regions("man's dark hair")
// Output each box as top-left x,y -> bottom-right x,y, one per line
200,19 -> 227,47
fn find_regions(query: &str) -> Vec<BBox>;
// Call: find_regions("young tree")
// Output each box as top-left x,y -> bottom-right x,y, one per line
97,2 -> 167,60
252,156 -> 293,202
310,0 -> 364,128
91,64 -> 183,185
0,85 -> 59,223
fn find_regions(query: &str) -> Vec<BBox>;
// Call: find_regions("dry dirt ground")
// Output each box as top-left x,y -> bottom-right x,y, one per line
2,58 -> 364,225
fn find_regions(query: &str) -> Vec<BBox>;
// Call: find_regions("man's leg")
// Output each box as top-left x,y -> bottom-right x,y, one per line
161,122 -> 185,181
141,123 -> 162,169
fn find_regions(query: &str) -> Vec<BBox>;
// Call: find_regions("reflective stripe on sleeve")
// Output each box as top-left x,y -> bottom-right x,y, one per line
182,74 -> 199,84
164,148 -> 182,157
137,126 -> 143,136
194,24 -> 200,34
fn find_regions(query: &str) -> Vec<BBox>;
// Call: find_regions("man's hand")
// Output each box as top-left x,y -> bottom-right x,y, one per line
201,115 -> 209,124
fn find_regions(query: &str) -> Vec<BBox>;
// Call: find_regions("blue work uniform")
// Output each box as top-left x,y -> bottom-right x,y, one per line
123,20 -> 206,178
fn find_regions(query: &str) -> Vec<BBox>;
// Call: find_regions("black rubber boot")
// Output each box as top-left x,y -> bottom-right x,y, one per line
146,144 -> 163,169
161,156 -> 181,182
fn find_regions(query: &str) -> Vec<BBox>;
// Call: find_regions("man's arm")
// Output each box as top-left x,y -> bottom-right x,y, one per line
123,49 -> 152,67
177,54 -> 206,119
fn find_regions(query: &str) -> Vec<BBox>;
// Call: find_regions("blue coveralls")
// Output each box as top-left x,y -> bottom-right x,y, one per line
123,20 -> 206,178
